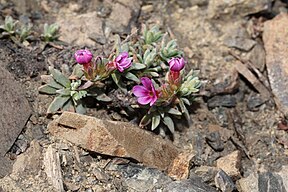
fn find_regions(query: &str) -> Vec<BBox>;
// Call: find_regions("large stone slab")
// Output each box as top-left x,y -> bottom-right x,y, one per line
263,13 -> 288,115
48,112 -> 180,171
0,65 -> 32,178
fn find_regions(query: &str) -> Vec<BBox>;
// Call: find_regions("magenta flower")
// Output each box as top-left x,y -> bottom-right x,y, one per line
74,49 -> 93,64
114,52 -> 132,72
133,77 -> 158,106
168,57 -> 185,72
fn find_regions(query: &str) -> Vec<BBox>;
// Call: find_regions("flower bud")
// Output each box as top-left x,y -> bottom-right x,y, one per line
74,49 -> 93,64
168,57 -> 185,72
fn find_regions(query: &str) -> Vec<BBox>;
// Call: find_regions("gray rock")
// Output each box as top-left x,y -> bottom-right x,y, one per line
193,166 -> 219,184
117,163 -> 172,192
258,172 -> 286,192
57,12 -> 104,46
208,0 -> 273,18
163,174 -> 217,192
105,1 -> 140,34
207,95 -> 237,108
224,36 -> 256,52
206,131 -> 224,152
215,169 -> 236,192
237,168 -> 288,192
0,65 -> 32,178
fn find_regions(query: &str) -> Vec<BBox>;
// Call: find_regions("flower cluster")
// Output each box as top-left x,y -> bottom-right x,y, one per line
39,25 -> 200,134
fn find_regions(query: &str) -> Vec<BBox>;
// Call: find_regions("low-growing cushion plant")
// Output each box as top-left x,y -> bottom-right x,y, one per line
39,25 -> 201,134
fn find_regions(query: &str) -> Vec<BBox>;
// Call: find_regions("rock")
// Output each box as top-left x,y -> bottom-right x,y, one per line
168,152 -> 195,180
258,172 -> 286,192
207,95 -> 237,108
0,66 -> 32,178
56,12 -> 104,46
208,0 -> 272,18
247,94 -> 265,111
237,172 -> 258,192
117,163 -> 172,191
224,35 -> 256,52
216,150 -> 241,179
92,168 -> 109,183
277,166 -> 288,190
44,145 -> 64,192
246,43 -> 266,72
237,167 -> 288,192
193,166 -> 219,184
263,13 -> 288,115
215,169 -> 236,192
105,1 -> 140,34
163,174 -> 217,192
48,112 -> 180,171
206,131 -> 224,152
234,60 -> 271,101
11,140 -> 42,176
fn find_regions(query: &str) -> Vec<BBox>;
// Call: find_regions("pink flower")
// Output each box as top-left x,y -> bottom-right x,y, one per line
74,49 -> 93,64
133,77 -> 158,106
114,52 -> 132,72
168,57 -> 185,72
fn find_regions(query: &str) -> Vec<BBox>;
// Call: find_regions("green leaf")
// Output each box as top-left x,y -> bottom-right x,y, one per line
168,108 -> 182,116
151,115 -> 161,130
179,99 -> 190,122
163,116 -> 175,133
96,93 -> 112,102
111,73 -> 127,93
62,99 -> 74,111
125,72 -> 140,83
71,64 -> 84,78
47,78 -> 63,89
47,96 -> 70,114
149,72 -> 159,77
75,103 -> 86,114
139,115 -> 151,127
56,89 -> 71,96
132,63 -> 146,70
181,98 -> 191,105
38,85 -> 57,94
49,67 -> 71,88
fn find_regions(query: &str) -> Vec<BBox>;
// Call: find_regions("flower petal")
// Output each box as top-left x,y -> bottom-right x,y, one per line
133,85 -> 149,97
138,96 -> 152,105
150,95 -> 158,106
140,77 -> 152,89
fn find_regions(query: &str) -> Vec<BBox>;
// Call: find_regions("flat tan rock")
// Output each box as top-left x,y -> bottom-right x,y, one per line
168,152 -> 195,180
216,150 -> 241,179
263,13 -> 288,115
48,112 -> 180,171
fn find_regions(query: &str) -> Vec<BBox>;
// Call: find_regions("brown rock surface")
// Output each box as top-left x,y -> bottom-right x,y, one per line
263,13 -> 288,115
0,65 -> 32,178
48,112 -> 180,171
168,152 -> 195,180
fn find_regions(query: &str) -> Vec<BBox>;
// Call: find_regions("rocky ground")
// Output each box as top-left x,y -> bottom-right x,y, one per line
1,0 -> 288,191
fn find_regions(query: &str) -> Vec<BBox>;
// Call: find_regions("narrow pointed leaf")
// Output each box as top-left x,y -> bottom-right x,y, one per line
71,64 -> 84,78
151,115 -> 161,130
139,115 -> 151,127
47,96 -> 70,114
132,63 -> 146,70
181,98 -> 191,105
111,73 -> 127,93
168,108 -> 182,116
163,116 -> 175,133
125,72 -> 140,83
38,85 -> 57,94
49,66 -> 71,88
75,103 -> 86,114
